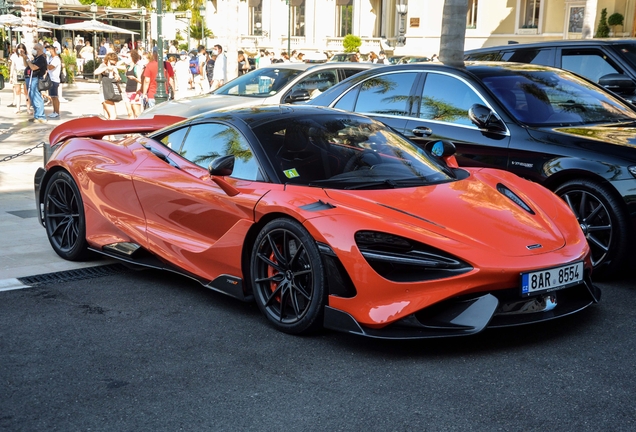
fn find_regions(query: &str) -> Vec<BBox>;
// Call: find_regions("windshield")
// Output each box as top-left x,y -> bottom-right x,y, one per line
475,68 -> 636,126
213,67 -> 303,97
252,114 -> 453,189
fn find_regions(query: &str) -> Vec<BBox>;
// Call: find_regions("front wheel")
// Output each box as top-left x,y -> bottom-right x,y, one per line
43,170 -> 90,261
555,179 -> 630,276
250,218 -> 326,334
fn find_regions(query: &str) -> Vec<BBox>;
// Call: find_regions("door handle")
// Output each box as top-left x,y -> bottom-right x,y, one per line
412,127 -> 432,137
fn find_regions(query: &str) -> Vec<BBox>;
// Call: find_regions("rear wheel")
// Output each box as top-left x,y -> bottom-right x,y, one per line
43,171 -> 90,261
555,179 -> 629,276
250,218 -> 326,334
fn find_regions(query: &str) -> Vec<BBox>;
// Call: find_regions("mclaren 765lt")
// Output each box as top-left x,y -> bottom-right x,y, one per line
35,106 -> 600,339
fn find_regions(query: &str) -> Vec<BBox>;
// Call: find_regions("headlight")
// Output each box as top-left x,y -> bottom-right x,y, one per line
355,231 -> 473,282
628,166 -> 636,178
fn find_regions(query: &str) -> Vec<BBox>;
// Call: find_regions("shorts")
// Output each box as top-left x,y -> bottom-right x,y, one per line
127,92 -> 142,105
49,82 -> 59,97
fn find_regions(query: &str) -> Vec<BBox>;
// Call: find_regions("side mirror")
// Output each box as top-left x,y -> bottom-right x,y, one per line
468,104 -> 507,133
285,89 -> 311,103
208,155 -> 239,197
426,140 -> 459,168
208,155 -> 235,177
598,73 -> 636,95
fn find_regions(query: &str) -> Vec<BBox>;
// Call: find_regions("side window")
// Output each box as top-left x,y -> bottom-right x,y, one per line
353,72 -> 418,116
342,68 -> 364,79
290,70 -> 338,100
420,73 -> 484,126
160,126 -> 189,150
465,51 -> 504,61
561,49 -> 621,82
333,86 -> 360,111
506,49 -> 552,65
179,123 -> 261,181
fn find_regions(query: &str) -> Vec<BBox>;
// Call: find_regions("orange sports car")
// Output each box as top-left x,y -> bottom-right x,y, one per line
34,106 -> 600,338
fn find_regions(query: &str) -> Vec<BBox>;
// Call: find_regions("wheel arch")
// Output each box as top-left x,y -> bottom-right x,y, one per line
37,166 -> 73,225
542,168 -> 625,205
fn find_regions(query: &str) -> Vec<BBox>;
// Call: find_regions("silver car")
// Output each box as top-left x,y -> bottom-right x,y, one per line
139,62 -> 375,118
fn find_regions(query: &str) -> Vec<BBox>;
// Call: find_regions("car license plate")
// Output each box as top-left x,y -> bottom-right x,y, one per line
521,262 -> 584,296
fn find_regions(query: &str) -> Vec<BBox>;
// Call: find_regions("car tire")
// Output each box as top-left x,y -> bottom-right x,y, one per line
554,178 -> 630,276
43,170 -> 90,261
250,218 -> 326,334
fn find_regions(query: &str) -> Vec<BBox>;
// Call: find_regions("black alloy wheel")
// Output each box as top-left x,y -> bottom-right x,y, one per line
555,179 -> 629,276
43,171 -> 89,261
251,218 -> 326,334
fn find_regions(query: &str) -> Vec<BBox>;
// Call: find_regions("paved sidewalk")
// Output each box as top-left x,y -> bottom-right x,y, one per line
0,80 -> 131,284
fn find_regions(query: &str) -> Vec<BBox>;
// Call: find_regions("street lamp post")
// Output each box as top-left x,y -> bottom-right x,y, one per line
36,0 -> 43,20
154,0 -> 168,103
286,0 -> 291,56
90,2 -> 97,65
185,10 -> 192,50
199,4 -> 205,48
396,0 -> 408,47
140,7 -> 146,50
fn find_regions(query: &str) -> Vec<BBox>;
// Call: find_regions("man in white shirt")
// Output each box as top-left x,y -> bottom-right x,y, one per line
52,37 -> 61,54
211,44 -> 227,91
46,45 -> 62,118
174,51 -> 192,100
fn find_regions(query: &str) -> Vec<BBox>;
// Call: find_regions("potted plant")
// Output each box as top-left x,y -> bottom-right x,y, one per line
608,12 -> 624,36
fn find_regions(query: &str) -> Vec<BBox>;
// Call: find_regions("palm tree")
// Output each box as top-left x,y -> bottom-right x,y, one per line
439,0 -> 469,67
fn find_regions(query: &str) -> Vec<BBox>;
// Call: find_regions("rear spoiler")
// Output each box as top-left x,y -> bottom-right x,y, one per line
48,115 -> 186,146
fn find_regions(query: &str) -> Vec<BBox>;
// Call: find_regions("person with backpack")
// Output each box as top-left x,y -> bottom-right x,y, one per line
188,51 -> 199,91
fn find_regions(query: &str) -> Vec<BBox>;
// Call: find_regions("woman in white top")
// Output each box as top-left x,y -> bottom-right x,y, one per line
8,43 -> 28,114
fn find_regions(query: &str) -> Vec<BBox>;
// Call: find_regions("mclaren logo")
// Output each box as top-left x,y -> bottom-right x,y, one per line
526,244 -> 543,250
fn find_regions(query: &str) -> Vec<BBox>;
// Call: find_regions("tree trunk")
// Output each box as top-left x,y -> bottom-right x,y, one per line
439,0 -> 469,67
581,0 -> 597,39
20,0 -> 38,53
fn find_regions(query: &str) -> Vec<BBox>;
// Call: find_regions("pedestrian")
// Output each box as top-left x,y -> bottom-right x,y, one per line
52,37 -> 61,54
368,51 -> 378,63
21,43 -> 47,123
124,50 -> 143,118
46,45 -> 62,119
79,40 -> 94,76
174,50 -> 192,100
192,45 -> 208,94
238,50 -> 250,75
210,44 -> 227,91
8,43 -> 28,114
141,52 -> 173,109
377,50 -> 387,64
94,52 -> 122,120
205,52 -> 216,89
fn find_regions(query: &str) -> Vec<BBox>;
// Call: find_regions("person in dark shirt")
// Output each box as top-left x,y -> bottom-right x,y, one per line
21,43 -> 48,123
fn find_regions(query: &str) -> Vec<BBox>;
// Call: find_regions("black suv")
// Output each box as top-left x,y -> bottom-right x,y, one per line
465,39 -> 636,103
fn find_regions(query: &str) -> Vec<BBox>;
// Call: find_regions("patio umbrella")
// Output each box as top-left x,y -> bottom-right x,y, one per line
0,14 -> 21,26
12,27 -> 52,33
59,20 -> 137,35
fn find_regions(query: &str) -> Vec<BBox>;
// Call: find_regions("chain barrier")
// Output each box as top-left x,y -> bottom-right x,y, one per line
0,127 -> 51,136
0,141 -> 46,163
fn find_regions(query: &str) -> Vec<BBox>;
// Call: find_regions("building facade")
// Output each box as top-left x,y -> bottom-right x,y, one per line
201,0 -> 636,56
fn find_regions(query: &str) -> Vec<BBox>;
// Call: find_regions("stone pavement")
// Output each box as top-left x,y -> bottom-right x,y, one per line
0,80 -> 194,288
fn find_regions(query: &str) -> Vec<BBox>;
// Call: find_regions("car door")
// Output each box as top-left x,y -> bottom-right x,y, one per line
132,121 -> 272,281
403,71 -> 511,169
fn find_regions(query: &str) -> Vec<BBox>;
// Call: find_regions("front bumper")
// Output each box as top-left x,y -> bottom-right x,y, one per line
323,274 -> 600,339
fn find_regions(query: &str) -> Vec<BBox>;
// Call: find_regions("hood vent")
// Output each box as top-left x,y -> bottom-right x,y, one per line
496,183 -> 535,215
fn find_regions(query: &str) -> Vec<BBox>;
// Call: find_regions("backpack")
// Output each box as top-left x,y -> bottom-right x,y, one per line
189,57 -> 199,75
205,59 -> 215,82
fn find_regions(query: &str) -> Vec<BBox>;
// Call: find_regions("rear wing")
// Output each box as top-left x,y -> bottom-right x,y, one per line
48,115 -> 186,146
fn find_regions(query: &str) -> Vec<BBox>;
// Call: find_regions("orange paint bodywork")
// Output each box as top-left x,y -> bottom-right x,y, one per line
45,131 -> 592,330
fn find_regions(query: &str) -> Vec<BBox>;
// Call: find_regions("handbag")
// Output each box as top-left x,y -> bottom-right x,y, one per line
60,68 -> 67,84
102,76 -> 123,102
38,72 -> 52,91
16,69 -> 25,82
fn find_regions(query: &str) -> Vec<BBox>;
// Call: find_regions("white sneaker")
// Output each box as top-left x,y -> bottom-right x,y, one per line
48,113 -> 60,118
35,118 -> 48,124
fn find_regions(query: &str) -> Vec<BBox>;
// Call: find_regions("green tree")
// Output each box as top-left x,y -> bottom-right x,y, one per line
595,8 -> 610,38
342,34 -> 361,53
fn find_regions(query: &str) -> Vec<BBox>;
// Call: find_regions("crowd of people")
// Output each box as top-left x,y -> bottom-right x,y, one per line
6,33 -> 417,123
